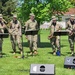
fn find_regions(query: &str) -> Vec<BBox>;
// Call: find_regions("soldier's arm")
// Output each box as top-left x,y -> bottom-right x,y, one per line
0,21 -> 7,33
50,26 -> 54,35
36,21 -> 39,29
48,25 -> 54,39
66,21 -> 72,30
8,21 -> 12,34
66,22 -> 69,30
25,21 -> 29,31
59,24 -> 62,30
3,19 -> 8,24
9,21 -> 12,29
24,21 -> 29,39
66,21 -> 73,34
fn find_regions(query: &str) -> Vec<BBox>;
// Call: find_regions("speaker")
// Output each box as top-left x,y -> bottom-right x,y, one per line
64,57 -> 75,69
30,64 -> 55,75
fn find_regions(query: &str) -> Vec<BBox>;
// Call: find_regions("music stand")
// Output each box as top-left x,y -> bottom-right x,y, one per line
53,30 -> 69,54
25,29 -> 39,35
53,30 -> 69,36
0,33 -> 9,38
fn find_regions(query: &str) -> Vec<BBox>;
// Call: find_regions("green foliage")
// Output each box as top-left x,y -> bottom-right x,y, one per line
51,0 -> 73,14
19,1 -> 52,24
0,0 -> 16,22
69,0 -> 75,6
31,3 -> 51,22
18,0 -> 73,24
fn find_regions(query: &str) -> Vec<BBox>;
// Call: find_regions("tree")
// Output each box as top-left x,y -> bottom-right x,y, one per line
19,0 -> 73,24
51,0 -> 73,15
17,0 -> 73,46
0,0 -> 16,22
69,0 -> 75,6
19,0 -> 51,24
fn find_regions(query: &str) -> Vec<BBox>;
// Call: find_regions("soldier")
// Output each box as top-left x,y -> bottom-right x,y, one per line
0,14 -> 6,57
25,13 -> 38,55
9,14 -> 23,55
49,16 -> 62,56
66,15 -> 75,56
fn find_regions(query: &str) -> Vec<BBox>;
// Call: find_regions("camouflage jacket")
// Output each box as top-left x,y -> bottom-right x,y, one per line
0,20 -> 6,33
66,20 -> 75,31
9,20 -> 22,35
25,19 -> 38,30
50,22 -> 62,35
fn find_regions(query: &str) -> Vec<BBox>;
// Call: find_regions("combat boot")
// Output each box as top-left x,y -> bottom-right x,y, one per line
34,50 -> 38,55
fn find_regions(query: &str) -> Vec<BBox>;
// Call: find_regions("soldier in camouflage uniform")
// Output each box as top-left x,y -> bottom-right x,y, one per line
25,13 -> 38,55
49,16 -> 62,56
0,14 -> 6,57
66,15 -> 75,56
9,14 -> 23,55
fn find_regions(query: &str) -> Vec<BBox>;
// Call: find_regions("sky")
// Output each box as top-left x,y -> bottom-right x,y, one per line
17,0 -> 24,7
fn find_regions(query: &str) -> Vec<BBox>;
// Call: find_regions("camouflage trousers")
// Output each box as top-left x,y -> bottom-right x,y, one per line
10,35 -> 22,52
68,35 -> 75,51
27,35 -> 37,52
50,36 -> 60,51
0,38 -> 3,54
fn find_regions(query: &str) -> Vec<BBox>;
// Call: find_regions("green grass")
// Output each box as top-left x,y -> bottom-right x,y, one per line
0,30 -> 75,75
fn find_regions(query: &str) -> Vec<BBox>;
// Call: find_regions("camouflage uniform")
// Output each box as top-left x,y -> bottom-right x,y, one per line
66,15 -> 75,55
50,16 -> 62,55
9,15 -> 22,54
0,14 -> 6,56
25,13 -> 38,54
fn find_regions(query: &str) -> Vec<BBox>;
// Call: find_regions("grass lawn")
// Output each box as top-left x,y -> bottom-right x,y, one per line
0,30 -> 75,75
